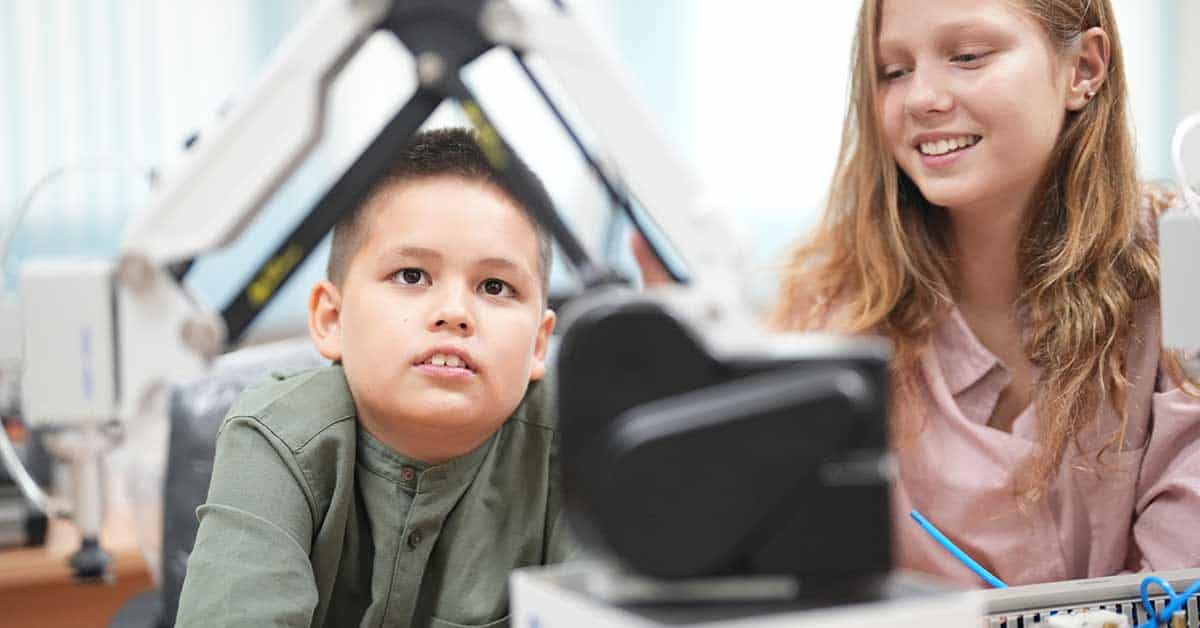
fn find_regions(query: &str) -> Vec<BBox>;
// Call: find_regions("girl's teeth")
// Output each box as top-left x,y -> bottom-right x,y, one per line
445,355 -> 462,368
920,135 -> 978,156
431,355 -> 446,366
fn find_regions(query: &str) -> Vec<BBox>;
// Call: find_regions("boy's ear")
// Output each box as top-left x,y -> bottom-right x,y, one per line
1066,26 -> 1110,111
528,309 -> 557,382
308,280 -> 344,362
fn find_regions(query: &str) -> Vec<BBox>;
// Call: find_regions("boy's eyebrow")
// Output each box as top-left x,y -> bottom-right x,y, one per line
383,247 -> 534,279
385,246 -> 443,262
477,256 -> 537,282
477,256 -> 523,271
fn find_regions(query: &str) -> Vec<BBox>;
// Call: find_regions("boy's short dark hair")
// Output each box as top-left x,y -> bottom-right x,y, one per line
327,128 -> 555,302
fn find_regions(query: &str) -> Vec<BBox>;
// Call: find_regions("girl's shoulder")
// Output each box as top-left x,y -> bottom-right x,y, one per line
1124,275 -> 1200,395
1138,181 -> 1200,385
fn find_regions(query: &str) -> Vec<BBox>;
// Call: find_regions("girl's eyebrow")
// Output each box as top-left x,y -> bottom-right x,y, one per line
878,18 -> 1007,57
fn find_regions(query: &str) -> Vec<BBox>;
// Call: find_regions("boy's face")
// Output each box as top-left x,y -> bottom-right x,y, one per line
310,176 -> 554,446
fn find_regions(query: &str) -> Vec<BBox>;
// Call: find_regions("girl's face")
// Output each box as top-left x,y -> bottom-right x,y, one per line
875,0 -> 1073,218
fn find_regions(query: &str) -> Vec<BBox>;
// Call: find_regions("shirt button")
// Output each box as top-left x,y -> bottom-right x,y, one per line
399,466 -> 416,482
407,529 -> 422,549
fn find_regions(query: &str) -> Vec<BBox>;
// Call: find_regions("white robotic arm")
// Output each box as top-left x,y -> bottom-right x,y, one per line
10,0 -> 392,578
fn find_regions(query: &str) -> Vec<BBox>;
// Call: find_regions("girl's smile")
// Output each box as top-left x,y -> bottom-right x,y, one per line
914,133 -> 983,168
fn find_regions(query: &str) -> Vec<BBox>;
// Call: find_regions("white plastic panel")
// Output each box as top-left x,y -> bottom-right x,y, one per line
19,260 -> 116,425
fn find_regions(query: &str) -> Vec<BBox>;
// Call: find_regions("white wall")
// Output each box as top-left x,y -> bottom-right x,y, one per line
0,1 -> 314,340
644,1 -> 1180,273
0,1 -> 1187,332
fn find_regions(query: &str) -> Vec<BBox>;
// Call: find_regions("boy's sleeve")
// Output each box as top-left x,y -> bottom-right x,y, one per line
546,506 -> 583,564
543,426 -> 584,565
175,415 -> 320,628
1130,380 -> 1200,571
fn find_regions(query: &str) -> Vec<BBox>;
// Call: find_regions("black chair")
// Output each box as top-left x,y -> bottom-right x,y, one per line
112,338 -> 325,628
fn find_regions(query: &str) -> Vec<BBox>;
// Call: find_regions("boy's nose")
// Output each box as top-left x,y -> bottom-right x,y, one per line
429,298 -> 473,335
433,315 -> 470,333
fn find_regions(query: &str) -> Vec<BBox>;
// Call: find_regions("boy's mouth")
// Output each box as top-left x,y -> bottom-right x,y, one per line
414,349 -> 475,373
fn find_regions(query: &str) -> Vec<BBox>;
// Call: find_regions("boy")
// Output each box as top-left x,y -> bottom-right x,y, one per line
176,128 -> 573,627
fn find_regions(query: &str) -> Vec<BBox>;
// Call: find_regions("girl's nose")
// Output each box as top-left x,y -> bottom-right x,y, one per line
905,70 -> 954,117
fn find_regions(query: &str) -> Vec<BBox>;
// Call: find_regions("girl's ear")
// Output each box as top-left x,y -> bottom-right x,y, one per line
1066,26 -> 1110,111
308,280 -> 344,361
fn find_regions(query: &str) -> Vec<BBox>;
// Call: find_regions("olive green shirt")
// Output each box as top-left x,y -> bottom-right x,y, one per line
175,365 -> 575,628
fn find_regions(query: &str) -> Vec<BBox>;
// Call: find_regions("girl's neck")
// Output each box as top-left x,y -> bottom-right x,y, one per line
948,199 -> 1027,315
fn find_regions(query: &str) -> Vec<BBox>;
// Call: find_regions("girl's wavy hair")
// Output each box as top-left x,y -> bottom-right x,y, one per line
771,0 -> 1197,502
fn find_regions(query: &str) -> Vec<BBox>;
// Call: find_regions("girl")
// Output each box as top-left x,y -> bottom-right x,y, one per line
768,0 -> 1200,586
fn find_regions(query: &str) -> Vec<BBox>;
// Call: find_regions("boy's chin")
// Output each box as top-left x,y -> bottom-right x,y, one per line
395,396 -> 506,432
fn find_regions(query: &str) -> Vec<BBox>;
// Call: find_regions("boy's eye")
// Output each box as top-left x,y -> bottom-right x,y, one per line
395,268 -> 430,286
480,278 -> 514,297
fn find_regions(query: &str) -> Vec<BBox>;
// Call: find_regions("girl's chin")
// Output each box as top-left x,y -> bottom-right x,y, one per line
912,187 -> 983,211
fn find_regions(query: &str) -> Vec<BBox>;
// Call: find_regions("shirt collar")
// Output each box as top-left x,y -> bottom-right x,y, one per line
932,307 -> 1008,396
357,424 -> 496,493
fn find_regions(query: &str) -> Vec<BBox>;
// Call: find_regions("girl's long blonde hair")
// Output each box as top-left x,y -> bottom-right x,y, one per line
771,0 -> 1187,502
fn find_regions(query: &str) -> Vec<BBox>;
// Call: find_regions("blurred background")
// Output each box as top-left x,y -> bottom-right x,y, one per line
0,0 -> 1196,343
0,3 -> 1197,625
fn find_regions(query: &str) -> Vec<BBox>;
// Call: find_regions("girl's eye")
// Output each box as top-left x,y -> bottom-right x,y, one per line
480,278 -> 514,297
881,67 -> 909,82
951,52 -> 985,64
395,268 -> 429,285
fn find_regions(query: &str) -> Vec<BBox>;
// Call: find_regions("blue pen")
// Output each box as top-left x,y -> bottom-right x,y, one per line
909,509 -> 1007,589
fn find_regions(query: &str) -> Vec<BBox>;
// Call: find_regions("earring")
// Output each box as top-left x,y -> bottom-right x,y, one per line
1085,90 -> 1096,100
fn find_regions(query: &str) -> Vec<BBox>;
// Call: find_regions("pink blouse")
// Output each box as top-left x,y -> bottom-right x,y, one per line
891,303 -> 1200,587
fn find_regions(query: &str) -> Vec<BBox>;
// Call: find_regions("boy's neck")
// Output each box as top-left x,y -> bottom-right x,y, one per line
357,411 -> 496,466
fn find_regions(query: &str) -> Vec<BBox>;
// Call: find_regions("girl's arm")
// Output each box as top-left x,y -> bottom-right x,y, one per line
175,416 -> 319,627
1129,375 -> 1200,571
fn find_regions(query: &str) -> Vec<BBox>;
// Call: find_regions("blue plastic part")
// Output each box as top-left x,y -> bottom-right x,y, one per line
908,510 -> 1008,589
1136,574 -> 1200,628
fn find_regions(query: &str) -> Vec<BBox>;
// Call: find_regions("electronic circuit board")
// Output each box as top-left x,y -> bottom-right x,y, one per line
983,568 -> 1200,627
